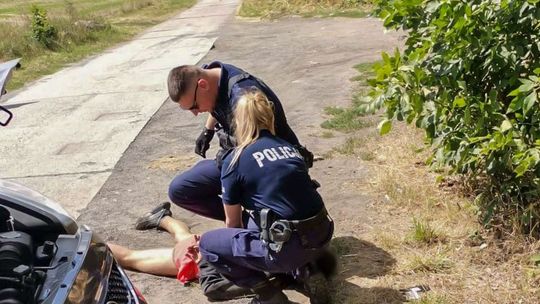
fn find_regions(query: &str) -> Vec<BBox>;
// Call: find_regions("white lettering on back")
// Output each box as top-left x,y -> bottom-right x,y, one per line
271,148 -> 285,159
252,152 -> 265,167
283,146 -> 296,157
251,146 -> 302,168
263,149 -> 277,161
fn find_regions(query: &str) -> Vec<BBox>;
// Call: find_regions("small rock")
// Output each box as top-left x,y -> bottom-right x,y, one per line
314,155 -> 324,161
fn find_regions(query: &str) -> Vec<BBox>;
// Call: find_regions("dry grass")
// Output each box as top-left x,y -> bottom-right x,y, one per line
406,253 -> 453,273
319,56 -> 540,301
320,130 -> 335,138
238,0 -> 372,19
347,122 -> 540,303
146,154 -> 198,171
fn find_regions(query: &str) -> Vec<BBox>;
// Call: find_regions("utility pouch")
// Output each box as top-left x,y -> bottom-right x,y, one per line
291,207 -> 333,249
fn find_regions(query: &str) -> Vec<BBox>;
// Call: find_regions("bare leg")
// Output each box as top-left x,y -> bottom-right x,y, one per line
108,243 -> 177,277
159,216 -> 193,243
107,216 -> 194,277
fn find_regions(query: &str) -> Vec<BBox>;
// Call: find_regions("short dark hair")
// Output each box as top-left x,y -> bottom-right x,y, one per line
167,65 -> 202,103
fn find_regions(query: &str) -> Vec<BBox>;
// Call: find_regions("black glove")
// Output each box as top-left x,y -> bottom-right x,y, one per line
296,145 -> 314,168
195,128 -> 215,158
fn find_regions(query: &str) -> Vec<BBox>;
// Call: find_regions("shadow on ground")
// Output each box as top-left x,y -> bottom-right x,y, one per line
330,236 -> 404,304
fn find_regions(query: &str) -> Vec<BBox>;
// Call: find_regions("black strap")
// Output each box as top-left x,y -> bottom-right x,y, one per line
290,207 -> 331,231
227,72 -> 250,98
260,208 -> 271,243
227,70 -> 273,99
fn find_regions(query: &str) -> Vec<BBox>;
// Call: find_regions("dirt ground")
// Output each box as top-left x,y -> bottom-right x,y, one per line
77,16 -> 401,303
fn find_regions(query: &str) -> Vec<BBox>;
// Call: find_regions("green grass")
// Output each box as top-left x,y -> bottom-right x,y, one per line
0,0 -> 196,90
359,150 -> 375,161
320,130 -> 335,138
321,61 -> 377,132
321,106 -> 369,132
350,62 -> 375,81
6,28 -> 124,89
332,136 -> 365,155
238,0 -> 372,19
411,294 -> 451,304
409,218 -> 447,244
407,254 -> 453,273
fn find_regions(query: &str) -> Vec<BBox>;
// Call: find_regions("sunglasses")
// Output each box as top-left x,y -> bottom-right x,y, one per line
181,80 -> 199,111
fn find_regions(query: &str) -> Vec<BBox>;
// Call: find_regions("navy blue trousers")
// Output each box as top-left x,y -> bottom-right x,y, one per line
199,217 -> 334,288
168,160 -> 226,220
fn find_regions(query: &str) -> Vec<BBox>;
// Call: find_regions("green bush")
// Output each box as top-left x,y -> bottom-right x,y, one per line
365,0 -> 540,235
31,5 -> 58,48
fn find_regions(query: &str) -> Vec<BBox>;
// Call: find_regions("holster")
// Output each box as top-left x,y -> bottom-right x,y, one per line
258,207 -> 332,253
260,209 -> 292,253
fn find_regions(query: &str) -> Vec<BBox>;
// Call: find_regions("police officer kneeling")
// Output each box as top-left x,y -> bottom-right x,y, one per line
199,90 -> 334,304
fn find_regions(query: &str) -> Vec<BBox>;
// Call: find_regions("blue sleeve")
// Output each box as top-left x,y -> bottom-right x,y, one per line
272,100 -> 300,146
220,155 -> 242,205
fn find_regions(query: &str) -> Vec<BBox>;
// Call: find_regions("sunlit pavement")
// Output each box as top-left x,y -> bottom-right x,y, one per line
0,0 -> 239,217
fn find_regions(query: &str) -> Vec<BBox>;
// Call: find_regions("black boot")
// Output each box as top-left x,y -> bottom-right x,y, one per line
206,281 -> 254,302
302,272 -> 330,304
288,260 -> 332,304
249,281 -> 290,304
314,248 -> 338,279
199,259 -> 254,301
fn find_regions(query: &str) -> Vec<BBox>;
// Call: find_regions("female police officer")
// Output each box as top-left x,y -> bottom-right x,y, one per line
198,90 -> 334,304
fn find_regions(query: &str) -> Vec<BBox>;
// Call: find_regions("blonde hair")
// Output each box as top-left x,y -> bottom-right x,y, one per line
228,90 -> 275,170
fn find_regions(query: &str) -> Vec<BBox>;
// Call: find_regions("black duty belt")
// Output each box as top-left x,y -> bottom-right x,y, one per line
290,207 -> 330,232
258,207 -> 332,253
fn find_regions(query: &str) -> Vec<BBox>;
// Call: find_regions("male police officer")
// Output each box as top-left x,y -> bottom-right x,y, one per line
166,62 -> 313,220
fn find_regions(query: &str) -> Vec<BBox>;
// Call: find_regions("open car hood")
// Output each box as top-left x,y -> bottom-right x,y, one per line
0,58 -> 20,96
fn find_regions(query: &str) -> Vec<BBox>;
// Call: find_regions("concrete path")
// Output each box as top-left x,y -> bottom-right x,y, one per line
0,0 -> 238,217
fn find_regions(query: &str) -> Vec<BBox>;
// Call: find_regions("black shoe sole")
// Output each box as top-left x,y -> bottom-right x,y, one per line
135,202 -> 172,230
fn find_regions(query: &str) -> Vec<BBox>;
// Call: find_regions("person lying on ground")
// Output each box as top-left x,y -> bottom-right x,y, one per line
107,202 -> 253,301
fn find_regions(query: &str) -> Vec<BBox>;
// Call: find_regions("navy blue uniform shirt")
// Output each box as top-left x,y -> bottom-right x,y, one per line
203,61 -> 300,146
220,130 -> 323,220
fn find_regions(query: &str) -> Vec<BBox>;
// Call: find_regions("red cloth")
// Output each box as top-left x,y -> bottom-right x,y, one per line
173,235 -> 201,285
